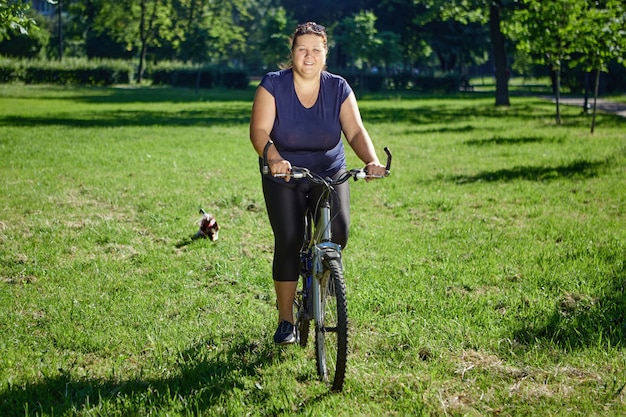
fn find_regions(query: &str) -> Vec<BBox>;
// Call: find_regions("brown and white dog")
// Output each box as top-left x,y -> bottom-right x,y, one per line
193,208 -> 220,241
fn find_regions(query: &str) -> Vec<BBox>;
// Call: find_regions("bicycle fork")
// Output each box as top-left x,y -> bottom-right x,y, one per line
311,201 -> 342,331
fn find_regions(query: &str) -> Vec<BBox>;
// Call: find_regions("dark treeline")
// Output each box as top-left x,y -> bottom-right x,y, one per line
1,0 -> 625,100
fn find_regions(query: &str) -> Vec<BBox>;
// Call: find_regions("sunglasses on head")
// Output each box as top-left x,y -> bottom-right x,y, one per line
295,22 -> 326,35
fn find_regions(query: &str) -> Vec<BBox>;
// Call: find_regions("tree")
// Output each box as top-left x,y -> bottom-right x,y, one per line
391,0 -> 512,106
505,0 -> 586,124
169,0 -> 254,66
449,0 -> 512,106
572,0 -> 626,133
489,0 -> 510,107
95,0 -> 174,83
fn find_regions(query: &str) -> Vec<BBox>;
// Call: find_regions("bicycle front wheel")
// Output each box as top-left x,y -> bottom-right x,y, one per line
315,257 -> 348,391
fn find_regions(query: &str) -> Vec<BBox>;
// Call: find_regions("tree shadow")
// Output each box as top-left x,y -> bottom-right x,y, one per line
452,159 -> 606,183
5,89 -> 623,131
0,108 -> 251,128
359,97 -> 625,129
8,85 -> 257,104
514,264 -> 625,351
0,337 -> 283,416
464,135 -> 563,146
359,100 -> 553,126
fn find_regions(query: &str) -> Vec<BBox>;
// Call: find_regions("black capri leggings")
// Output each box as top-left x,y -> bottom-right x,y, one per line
262,169 -> 350,282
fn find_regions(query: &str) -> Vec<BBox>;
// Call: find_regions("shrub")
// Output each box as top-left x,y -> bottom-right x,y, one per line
0,58 -> 21,82
149,62 -> 213,88
215,68 -> 249,89
148,62 -> 249,89
340,71 -> 460,93
0,58 -> 132,85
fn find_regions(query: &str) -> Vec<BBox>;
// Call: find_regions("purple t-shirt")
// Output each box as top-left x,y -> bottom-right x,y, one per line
259,69 -> 352,179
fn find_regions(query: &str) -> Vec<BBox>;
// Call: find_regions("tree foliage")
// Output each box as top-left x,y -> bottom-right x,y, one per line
0,6 -> 49,56
334,10 -> 381,70
0,0 -> 39,41
256,7 -> 294,70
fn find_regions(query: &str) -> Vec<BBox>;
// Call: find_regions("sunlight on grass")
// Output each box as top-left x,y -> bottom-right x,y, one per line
0,84 -> 624,416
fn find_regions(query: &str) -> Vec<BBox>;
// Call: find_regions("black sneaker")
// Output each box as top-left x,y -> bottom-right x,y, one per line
273,320 -> 296,345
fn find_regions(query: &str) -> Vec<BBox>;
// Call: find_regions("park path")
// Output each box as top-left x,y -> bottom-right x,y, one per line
546,97 -> 626,118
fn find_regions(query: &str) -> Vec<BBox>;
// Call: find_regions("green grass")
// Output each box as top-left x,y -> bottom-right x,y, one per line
1,84 -> 625,416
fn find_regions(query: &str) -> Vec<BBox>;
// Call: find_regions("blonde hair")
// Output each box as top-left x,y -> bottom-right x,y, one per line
290,22 -> 327,50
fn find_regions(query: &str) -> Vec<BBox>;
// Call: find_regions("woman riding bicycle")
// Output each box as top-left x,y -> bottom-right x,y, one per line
249,22 -> 387,345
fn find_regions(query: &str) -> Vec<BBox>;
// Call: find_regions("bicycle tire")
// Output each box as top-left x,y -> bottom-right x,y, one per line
294,282 -> 311,347
315,257 -> 348,391
295,213 -> 313,347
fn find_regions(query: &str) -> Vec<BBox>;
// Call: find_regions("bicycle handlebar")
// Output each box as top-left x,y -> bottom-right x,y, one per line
262,140 -> 392,184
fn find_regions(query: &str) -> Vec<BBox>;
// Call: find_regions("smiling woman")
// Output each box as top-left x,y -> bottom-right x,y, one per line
249,22 -> 388,345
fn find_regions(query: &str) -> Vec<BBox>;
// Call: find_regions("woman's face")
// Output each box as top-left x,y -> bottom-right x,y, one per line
292,34 -> 327,77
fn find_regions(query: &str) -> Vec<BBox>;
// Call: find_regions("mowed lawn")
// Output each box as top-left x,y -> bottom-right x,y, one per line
0,84 -> 625,416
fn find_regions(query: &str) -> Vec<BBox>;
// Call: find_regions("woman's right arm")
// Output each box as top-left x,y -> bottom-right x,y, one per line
250,86 -> 292,179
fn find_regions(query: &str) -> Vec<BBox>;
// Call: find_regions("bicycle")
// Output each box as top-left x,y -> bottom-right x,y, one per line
262,141 -> 392,391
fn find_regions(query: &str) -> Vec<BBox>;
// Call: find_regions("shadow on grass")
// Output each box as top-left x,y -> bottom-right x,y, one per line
6,85 -> 257,104
3,90 -> 624,130
359,102 -> 544,126
452,159 -> 606,183
0,104 -> 551,130
0,108 -> 251,128
0,337 -> 288,416
515,265 -> 626,351
464,135 -> 564,146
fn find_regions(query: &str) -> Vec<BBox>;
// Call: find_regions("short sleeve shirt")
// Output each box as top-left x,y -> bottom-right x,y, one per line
259,69 -> 352,179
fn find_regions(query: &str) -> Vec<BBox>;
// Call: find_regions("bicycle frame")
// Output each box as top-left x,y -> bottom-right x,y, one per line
310,199 -> 341,329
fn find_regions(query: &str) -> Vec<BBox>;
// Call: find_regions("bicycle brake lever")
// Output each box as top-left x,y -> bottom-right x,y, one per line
262,140 -> 273,175
384,147 -> 392,176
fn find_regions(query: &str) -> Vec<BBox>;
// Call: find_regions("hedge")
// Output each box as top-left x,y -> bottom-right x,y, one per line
148,63 -> 249,89
0,58 -> 133,85
0,58 -> 250,89
340,71 -> 462,93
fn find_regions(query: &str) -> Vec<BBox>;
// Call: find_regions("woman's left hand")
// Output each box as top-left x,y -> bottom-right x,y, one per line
364,162 -> 387,181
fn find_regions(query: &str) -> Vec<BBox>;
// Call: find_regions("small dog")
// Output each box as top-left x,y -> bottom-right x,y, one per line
193,208 -> 220,241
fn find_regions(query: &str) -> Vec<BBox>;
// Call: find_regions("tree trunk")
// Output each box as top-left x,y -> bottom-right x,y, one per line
57,0 -> 63,61
137,0 -> 147,83
489,0 -> 510,107
138,39 -> 147,84
555,64 -> 561,125
591,68 -> 600,134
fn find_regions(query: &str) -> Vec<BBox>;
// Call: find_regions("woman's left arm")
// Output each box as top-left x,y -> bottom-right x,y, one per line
340,92 -> 387,177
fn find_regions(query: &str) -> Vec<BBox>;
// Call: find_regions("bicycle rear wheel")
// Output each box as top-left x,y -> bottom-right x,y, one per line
315,257 -> 348,391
